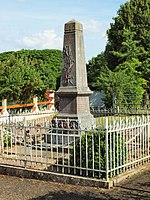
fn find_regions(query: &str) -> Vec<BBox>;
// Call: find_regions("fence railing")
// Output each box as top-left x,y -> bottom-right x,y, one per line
0,114 -> 149,181
91,106 -> 150,117
105,115 -> 150,180
0,94 -> 55,116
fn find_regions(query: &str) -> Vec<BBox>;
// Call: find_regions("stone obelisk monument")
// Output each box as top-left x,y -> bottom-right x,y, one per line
56,19 -> 95,129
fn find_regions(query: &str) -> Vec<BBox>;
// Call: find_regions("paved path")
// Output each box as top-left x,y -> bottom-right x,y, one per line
0,163 -> 149,200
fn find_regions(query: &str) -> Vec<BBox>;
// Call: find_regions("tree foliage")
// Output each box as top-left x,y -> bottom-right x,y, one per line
87,0 -> 149,108
87,52 -> 107,90
95,68 -> 146,109
0,49 -> 62,104
105,0 -> 150,82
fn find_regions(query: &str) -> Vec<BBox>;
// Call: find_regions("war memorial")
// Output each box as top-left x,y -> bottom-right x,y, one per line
56,19 -> 95,129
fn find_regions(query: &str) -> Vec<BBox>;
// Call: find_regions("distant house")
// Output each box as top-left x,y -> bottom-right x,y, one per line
89,91 -> 105,108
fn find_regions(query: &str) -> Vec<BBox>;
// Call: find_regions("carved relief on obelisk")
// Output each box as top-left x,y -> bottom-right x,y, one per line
62,45 -> 75,86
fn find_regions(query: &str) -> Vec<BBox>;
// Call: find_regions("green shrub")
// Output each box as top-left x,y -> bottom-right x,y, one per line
3,131 -> 11,147
70,130 -> 126,179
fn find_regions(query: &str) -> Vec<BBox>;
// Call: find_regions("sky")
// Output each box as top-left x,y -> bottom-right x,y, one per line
0,0 -> 127,61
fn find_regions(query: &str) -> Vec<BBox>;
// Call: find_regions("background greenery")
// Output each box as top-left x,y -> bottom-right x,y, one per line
87,0 -> 150,108
0,49 -> 62,104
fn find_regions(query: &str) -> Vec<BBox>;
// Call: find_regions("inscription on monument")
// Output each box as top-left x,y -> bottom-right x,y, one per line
62,45 -> 75,86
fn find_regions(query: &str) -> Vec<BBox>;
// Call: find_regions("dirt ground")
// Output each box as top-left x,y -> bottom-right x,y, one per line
0,163 -> 149,200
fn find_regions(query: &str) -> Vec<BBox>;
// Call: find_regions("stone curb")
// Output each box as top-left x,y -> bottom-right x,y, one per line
0,161 -> 149,189
0,164 -> 110,189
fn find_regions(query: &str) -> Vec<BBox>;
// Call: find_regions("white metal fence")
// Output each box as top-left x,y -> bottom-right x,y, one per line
0,114 -> 149,181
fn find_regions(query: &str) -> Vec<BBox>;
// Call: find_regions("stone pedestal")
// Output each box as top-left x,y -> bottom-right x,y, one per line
56,19 -> 95,129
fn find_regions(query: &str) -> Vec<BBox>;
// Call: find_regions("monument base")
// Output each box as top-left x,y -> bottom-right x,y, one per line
56,113 -> 96,130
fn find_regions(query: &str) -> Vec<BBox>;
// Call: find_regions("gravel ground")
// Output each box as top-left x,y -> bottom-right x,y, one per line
0,163 -> 149,200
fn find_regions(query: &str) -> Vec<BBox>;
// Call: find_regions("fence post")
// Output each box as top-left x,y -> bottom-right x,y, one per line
48,90 -> 55,111
1,99 -> 9,116
104,117 -> 109,181
32,96 -> 39,113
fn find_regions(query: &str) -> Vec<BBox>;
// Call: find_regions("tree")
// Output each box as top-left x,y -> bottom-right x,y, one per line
87,52 -> 107,90
107,0 -> 150,65
105,0 -> 150,83
0,49 -> 62,104
87,1 -> 149,108
94,28 -> 147,109
95,69 -> 146,109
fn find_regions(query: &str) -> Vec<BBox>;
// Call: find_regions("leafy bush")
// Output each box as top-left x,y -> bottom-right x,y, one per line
3,131 -> 11,147
70,130 -> 126,179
